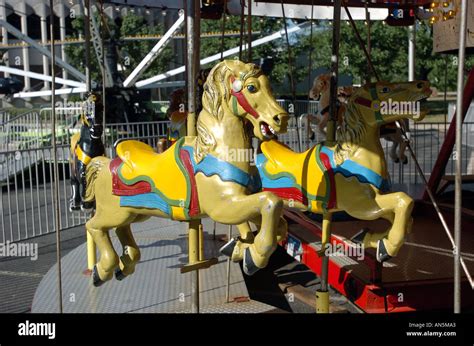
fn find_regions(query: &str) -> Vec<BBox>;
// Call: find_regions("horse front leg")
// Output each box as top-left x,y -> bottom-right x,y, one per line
228,216 -> 288,263
373,192 -> 414,260
114,224 -> 141,281
86,217 -> 119,287
204,191 -> 284,275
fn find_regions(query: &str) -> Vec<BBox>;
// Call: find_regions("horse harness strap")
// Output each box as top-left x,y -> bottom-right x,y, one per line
230,75 -> 260,119
319,100 -> 341,117
354,87 -> 384,124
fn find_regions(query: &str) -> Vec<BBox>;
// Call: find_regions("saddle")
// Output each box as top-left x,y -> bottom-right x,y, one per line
260,140 -> 312,175
110,138 -> 200,220
258,140 -> 333,210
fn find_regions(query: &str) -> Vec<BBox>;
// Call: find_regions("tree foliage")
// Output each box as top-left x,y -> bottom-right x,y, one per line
65,13 -> 173,86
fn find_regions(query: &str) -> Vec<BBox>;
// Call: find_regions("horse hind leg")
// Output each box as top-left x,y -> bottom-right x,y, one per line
114,224 -> 141,281
374,192 -> 414,260
86,218 -> 119,287
389,138 -> 399,163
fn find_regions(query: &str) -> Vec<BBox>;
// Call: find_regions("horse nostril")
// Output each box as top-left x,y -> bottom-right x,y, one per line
417,82 -> 424,89
273,115 -> 281,124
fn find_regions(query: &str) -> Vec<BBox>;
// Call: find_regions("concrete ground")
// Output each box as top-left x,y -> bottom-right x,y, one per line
0,219 -> 357,314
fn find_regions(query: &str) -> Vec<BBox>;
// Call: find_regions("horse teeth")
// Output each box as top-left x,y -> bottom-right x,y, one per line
260,124 -> 267,135
269,125 -> 275,134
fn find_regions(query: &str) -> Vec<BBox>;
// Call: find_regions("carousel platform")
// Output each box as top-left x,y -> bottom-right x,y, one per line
31,218 -> 278,313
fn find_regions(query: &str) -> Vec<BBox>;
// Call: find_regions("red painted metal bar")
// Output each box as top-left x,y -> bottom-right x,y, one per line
283,208 -> 474,312
283,209 -> 383,282
423,68 -> 474,200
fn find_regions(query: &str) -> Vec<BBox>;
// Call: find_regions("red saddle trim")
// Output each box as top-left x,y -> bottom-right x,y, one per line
263,187 -> 308,206
179,149 -> 200,217
110,157 -> 152,196
319,152 -> 337,209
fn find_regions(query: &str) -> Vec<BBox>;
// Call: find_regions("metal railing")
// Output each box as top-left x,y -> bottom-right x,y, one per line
0,115 -> 170,244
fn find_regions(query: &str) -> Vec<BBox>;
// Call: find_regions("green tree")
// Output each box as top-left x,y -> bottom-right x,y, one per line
65,13 -> 173,86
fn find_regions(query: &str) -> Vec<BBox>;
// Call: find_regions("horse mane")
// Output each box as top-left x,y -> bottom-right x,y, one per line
195,61 -> 261,162
334,90 -> 367,164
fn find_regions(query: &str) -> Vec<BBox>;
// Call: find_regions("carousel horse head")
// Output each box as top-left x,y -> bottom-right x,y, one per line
347,80 -> 431,127
81,92 -> 102,127
201,59 -> 288,141
334,80 -> 431,163
309,73 -> 331,101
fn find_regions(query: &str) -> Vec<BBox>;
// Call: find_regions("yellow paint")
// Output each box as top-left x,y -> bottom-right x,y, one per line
261,140 -> 329,213
170,206 -> 186,221
117,139 -> 188,204
75,145 -> 92,165
316,290 -> 329,313
87,232 -> 96,271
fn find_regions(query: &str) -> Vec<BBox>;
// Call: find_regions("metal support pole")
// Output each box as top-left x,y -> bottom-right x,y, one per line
84,0 -> 92,92
83,0 -> 95,269
186,0 -> 199,137
226,225 -> 232,303
316,213 -> 331,313
326,0 -> 342,144
199,222 -> 204,261
99,2 -> 106,141
454,0 -> 468,313
50,0 -> 63,314
343,5 -> 379,82
281,1 -> 301,151
189,220 -> 200,313
247,0 -> 252,62
365,4 -> 371,84
408,24 -> 416,82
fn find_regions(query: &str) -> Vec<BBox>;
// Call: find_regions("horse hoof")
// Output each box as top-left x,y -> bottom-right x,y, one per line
402,157 -> 408,165
376,240 -> 392,263
92,265 -> 105,287
115,268 -> 127,281
393,158 -> 400,164
81,201 -> 94,212
243,248 -> 260,276
219,238 -> 237,257
351,228 -> 369,245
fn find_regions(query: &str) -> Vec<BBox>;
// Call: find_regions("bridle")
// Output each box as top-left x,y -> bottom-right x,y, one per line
353,86 -> 384,124
229,75 -> 260,120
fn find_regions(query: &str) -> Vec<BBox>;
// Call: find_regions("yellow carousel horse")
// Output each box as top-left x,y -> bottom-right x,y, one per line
83,60 -> 289,286
255,81 -> 431,262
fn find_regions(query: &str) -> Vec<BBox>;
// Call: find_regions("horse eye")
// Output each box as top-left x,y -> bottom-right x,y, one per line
382,87 -> 390,93
247,85 -> 257,93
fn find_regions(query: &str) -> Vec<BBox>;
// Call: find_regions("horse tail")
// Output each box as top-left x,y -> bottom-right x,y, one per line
84,156 -> 109,202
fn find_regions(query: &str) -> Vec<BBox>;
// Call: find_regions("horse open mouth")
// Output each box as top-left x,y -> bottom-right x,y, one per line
413,95 -> 430,120
260,121 -> 276,139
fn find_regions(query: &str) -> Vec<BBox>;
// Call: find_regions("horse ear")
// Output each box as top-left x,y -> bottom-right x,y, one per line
223,59 -> 241,72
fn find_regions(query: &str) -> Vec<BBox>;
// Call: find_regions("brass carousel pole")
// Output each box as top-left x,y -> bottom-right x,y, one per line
186,0 -> 200,314
83,0 -> 96,272
316,0 -> 342,314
